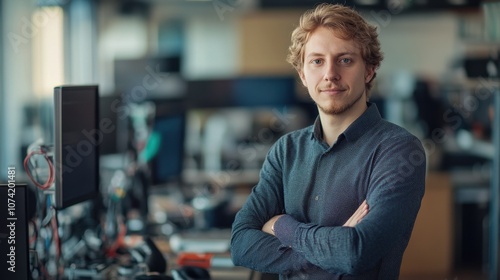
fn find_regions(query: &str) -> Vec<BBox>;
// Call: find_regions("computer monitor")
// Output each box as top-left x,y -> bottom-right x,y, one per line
98,94 -> 129,156
0,183 -> 30,279
149,98 -> 187,186
185,76 -> 297,109
232,76 -> 296,107
53,85 -> 100,209
114,56 -> 182,101
185,79 -> 233,108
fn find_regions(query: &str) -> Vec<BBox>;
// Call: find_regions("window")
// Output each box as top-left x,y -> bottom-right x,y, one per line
32,6 -> 64,98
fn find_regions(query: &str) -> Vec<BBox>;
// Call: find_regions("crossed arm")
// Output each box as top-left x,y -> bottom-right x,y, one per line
231,187 -> 379,275
262,200 -> 369,235
231,136 -> 426,276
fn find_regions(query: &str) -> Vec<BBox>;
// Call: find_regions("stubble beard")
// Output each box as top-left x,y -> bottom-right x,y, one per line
316,89 -> 365,115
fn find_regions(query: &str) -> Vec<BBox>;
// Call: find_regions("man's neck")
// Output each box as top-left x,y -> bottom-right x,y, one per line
319,100 -> 368,146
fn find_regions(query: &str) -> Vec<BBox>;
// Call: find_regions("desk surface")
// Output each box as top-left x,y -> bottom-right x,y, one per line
153,236 -> 253,280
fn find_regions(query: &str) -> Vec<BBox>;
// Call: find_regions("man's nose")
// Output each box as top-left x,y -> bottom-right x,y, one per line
323,62 -> 340,81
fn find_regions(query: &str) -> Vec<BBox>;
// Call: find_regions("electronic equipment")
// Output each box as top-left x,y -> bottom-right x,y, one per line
169,229 -> 231,254
0,183 -> 30,279
171,266 -> 211,280
463,56 -> 499,79
186,76 -> 297,109
114,56 -> 182,102
150,98 -> 187,186
53,85 -> 100,209
99,94 -> 129,156
135,274 -> 174,280
232,76 -> 296,108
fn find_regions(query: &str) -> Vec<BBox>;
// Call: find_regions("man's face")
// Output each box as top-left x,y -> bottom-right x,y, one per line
299,26 -> 374,116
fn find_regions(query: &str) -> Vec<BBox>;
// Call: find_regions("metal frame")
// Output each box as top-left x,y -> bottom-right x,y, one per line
490,86 -> 500,280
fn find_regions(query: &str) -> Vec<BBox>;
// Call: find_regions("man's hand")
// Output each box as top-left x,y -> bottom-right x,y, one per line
343,200 -> 369,227
262,214 -> 284,236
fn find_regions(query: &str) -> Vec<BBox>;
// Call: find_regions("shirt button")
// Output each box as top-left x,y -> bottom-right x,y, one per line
315,196 -> 319,201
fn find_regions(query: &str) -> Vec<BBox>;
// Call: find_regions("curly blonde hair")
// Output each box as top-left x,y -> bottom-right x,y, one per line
287,3 -> 383,94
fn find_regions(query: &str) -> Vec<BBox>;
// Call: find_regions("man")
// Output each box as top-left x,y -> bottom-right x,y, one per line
230,3 -> 426,280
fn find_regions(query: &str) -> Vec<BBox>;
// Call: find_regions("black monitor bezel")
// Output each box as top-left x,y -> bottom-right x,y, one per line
53,85 -> 100,209
144,97 -> 187,186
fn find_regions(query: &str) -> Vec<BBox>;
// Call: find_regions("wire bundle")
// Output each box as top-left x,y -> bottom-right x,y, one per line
23,146 -> 55,190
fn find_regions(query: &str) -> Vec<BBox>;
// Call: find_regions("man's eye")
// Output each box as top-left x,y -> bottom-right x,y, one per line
340,58 -> 351,64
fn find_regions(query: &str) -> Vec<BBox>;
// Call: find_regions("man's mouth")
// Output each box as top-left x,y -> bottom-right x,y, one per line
321,88 -> 346,94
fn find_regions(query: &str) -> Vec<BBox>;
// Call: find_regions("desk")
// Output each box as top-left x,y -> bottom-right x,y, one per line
153,236 -> 254,280
63,235 -> 255,280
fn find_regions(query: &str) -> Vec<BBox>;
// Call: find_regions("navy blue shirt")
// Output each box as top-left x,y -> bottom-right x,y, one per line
231,103 -> 426,279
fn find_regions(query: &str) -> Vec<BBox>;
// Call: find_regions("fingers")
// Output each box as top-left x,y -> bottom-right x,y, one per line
262,214 -> 284,236
343,200 -> 369,227
354,200 -> 369,222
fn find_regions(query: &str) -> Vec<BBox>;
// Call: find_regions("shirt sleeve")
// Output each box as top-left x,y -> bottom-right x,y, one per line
230,138 -> 316,274
273,135 -> 426,275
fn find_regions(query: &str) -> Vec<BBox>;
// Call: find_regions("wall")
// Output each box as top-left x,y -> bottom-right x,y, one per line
98,5 -> 475,83
237,9 -> 472,81
1,1 -> 35,174
376,13 -> 462,79
239,9 -> 303,75
400,172 -> 454,277
183,15 -> 239,79
97,2 -> 150,95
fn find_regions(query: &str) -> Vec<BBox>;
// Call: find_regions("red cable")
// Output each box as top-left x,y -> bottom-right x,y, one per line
51,213 -> 60,259
23,149 -> 55,190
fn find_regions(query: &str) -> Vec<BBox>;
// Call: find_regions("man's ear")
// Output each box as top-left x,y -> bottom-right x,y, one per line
299,70 -> 307,87
365,66 -> 375,84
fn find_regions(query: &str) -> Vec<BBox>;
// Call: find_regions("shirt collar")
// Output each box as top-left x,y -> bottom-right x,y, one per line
311,102 -> 382,142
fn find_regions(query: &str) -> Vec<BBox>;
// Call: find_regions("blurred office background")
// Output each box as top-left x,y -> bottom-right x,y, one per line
1,0 -> 500,279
